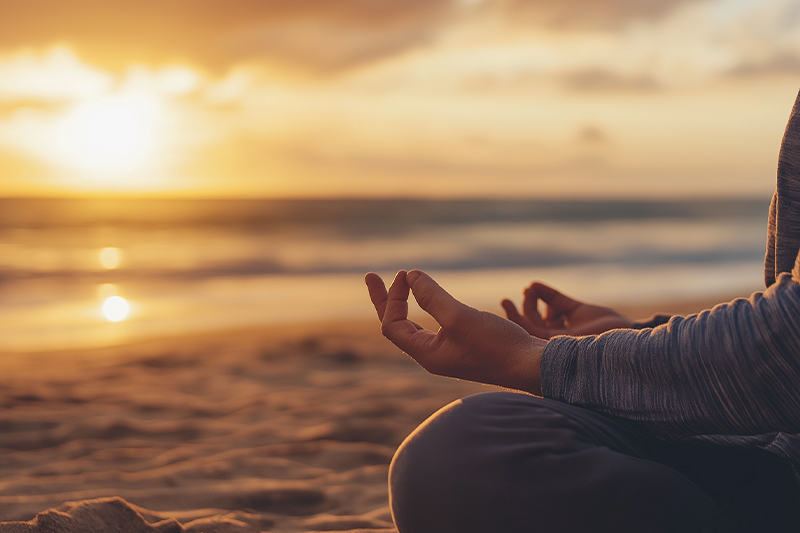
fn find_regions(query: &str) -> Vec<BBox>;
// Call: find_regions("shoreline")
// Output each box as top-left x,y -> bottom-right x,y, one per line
0,290 -> 738,361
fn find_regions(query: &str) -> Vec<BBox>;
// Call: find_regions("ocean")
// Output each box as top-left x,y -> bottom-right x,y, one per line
0,197 -> 771,352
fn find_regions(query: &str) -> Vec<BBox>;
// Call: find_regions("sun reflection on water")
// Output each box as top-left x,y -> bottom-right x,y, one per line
99,247 -> 122,269
102,295 -> 129,322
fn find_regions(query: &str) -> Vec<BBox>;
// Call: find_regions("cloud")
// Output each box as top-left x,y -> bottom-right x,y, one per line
716,1 -> 800,79
576,126 -> 609,145
491,0 -> 707,29
562,69 -> 661,92
0,1 -> 454,74
727,54 -> 800,78
0,100 -> 65,119
0,47 -> 112,101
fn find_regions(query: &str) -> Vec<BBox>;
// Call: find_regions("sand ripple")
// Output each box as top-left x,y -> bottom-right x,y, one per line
0,322 -> 496,532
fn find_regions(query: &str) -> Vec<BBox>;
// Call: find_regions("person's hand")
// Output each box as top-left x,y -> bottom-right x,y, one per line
365,270 -> 545,395
501,282 -> 633,339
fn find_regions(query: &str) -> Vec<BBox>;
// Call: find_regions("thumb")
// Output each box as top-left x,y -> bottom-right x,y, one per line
407,270 -> 465,328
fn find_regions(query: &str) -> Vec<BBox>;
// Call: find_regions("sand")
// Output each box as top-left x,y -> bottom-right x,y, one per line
0,296 -> 731,532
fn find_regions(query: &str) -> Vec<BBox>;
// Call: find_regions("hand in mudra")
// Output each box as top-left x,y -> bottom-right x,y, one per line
501,282 -> 633,339
366,270 -> 545,395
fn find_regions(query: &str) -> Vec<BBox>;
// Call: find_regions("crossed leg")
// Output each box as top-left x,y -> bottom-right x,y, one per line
389,392 -> 800,533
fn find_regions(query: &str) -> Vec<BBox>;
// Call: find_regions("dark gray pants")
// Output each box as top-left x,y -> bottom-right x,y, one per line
389,392 -> 800,533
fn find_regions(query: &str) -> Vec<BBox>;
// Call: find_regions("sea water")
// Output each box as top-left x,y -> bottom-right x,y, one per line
0,197 -> 771,352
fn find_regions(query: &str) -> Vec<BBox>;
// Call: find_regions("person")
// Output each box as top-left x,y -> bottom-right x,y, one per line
364,89 -> 800,533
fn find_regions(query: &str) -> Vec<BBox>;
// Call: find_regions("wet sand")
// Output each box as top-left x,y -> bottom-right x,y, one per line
0,296 -> 733,532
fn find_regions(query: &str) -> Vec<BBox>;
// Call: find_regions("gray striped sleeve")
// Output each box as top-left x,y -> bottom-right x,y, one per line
540,272 -> 800,439
631,314 -> 671,329
766,89 -> 800,287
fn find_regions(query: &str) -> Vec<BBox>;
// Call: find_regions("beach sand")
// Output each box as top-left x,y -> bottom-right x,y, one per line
0,296 -> 733,532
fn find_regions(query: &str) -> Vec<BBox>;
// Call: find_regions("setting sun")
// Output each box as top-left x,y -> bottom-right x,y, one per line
50,92 -> 162,181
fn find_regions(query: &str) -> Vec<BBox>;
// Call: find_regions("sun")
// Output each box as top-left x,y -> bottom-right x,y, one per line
51,92 -> 163,182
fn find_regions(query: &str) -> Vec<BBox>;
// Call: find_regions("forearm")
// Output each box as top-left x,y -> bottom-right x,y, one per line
541,273 -> 800,439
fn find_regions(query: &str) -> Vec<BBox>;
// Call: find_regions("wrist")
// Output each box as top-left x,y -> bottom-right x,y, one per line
514,336 -> 546,396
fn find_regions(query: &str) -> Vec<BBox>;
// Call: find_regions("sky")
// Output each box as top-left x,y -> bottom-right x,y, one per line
0,0 -> 799,198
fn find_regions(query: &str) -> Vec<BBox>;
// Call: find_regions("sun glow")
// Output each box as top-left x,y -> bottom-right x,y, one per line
51,92 -> 163,181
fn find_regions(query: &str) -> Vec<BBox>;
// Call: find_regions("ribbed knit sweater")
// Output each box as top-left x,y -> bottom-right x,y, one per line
541,89 -> 800,467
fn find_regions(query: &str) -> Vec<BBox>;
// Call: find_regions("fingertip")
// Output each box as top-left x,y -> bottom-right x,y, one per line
525,281 -> 543,293
406,269 -> 422,285
365,272 -> 387,295
390,270 -> 407,285
387,270 -> 410,301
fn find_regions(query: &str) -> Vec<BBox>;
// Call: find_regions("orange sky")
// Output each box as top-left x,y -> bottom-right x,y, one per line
0,0 -> 799,198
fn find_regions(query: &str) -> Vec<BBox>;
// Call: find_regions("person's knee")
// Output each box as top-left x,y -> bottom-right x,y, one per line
389,391 -> 558,533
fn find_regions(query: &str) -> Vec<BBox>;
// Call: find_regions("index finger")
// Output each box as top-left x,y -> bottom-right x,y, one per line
382,270 -> 410,325
526,282 -> 580,314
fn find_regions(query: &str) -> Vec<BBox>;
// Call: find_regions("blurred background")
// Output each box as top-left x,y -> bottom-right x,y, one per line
0,0 -> 798,352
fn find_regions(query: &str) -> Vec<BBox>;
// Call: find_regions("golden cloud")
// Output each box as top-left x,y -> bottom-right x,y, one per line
493,0 -> 706,29
0,0 -> 453,74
